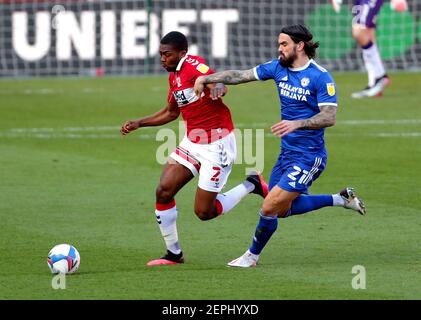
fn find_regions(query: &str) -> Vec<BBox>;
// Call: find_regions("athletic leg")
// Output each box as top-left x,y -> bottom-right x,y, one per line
214,172 -> 268,216
147,159 -> 193,266
228,153 -> 365,267
192,133 -> 268,220
351,1 -> 389,98
193,174 -> 267,221
227,186 -> 296,267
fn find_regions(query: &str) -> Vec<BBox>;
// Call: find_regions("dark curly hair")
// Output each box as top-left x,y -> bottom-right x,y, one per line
160,31 -> 188,52
280,24 -> 319,59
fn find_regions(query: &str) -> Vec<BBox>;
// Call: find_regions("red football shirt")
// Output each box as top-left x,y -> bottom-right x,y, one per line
167,55 -> 234,144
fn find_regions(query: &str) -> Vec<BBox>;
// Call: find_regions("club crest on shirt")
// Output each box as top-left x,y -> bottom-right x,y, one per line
301,77 -> 310,87
176,76 -> 182,87
326,83 -> 335,96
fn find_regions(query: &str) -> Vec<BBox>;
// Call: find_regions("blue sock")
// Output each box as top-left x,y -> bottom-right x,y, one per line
249,211 -> 278,255
286,194 -> 333,217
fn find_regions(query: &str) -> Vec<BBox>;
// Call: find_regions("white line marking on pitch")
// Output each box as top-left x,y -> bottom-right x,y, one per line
6,119 -> 421,134
338,119 -> 421,125
2,131 -> 421,140
2,120 -> 421,140
0,88 -> 105,95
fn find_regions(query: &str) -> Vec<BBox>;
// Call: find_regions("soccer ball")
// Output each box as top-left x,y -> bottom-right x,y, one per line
47,244 -> 80,274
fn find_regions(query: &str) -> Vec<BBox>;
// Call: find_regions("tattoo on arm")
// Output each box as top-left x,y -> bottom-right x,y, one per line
202,69 -> 256,85
300,105 -> 337,129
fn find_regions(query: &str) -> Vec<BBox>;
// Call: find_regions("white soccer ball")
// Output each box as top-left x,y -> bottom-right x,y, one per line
47,244 -> 80,274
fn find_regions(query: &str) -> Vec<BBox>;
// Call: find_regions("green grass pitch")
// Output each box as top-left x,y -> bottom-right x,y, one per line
1,72 -> 420,299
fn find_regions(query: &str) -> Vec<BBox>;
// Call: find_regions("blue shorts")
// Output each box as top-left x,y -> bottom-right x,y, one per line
268,150 -> 327,194
353,0 -> 384,28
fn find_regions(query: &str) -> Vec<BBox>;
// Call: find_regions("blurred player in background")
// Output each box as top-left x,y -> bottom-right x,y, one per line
121,31 -> 267,266
331,0 -> 408,98
194,24 -> 366,267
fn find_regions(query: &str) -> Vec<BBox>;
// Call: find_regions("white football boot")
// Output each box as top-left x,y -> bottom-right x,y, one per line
340,187 -> 366,215
351,75 -> 391,99
227,250 -> 259,268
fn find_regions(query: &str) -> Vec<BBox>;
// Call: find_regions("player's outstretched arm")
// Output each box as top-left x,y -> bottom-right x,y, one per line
271,105 -> 337,138
194,69 -> 256,97
120,102 -> 180,136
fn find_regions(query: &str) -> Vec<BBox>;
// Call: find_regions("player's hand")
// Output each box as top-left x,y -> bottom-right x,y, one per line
120,120 -> 140,136
194,76 -> 206,97
271,120 -> 301,138
209,83 -> 227,100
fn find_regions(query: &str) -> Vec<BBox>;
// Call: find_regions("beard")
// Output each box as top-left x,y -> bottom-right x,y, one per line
162,64 -> 177,72
278,50 -> 297,68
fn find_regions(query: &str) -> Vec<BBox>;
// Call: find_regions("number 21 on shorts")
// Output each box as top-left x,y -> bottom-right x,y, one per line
287,166 -> 310,185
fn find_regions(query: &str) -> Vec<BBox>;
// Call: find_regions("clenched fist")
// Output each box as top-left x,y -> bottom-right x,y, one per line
120,120 -> 140,136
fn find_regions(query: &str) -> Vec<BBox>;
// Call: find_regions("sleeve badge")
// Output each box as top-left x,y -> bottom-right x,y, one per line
326,83 -> 336,96
196,63 -> 210,74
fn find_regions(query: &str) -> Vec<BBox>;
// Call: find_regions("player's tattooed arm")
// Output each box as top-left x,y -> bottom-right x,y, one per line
271,105 -> 336,138
194,69 -> 256,96
299,105 -> 337,129
203,69 -> 256,85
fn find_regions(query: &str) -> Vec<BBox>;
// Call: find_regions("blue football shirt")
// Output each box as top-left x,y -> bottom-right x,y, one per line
253,59 -> 337,153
